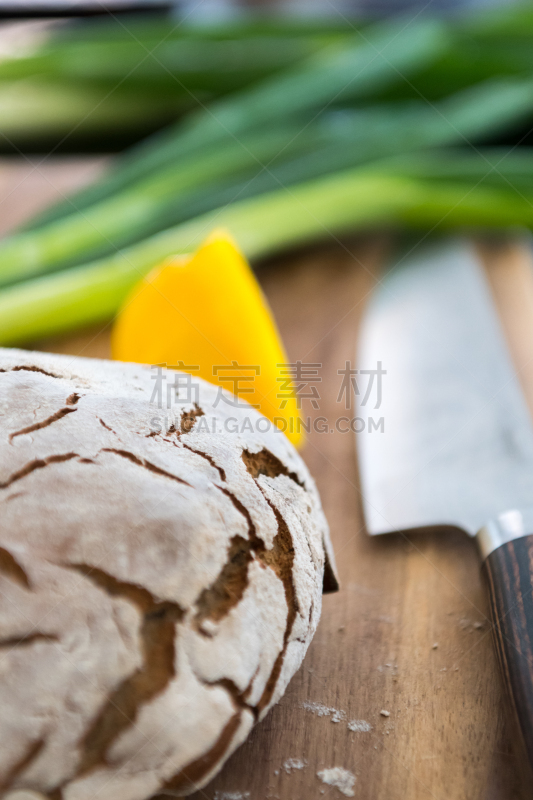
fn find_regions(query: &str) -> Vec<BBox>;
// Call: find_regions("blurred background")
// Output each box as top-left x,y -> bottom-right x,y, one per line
0,0 -> 520,153
1,0 -> 533,347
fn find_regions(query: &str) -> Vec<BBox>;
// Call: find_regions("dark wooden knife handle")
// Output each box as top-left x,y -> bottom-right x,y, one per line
483,534 -> 533,765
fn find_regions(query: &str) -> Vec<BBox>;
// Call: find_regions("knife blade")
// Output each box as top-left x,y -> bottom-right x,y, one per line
356,237 -> 533,767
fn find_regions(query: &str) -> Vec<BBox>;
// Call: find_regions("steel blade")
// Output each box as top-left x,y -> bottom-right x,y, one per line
356,238 -> 533,536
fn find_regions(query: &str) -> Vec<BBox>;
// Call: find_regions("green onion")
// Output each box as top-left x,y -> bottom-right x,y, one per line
3,8 -> 533,349
1,158 -> 533,346
29,16 -> 448,229
3,72 -> 532,286
0,36 -> 337,95
0,19 -> 355,152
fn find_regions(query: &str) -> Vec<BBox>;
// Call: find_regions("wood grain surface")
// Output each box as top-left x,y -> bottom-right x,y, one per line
6,158 -> 531,800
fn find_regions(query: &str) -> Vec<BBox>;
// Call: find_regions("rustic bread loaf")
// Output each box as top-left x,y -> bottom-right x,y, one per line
0,348 -> 337,800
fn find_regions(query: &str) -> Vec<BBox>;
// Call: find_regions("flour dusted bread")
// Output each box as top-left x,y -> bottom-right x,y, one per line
0,348 -> 337,800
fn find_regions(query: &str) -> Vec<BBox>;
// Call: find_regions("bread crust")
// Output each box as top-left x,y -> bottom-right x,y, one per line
0,348 -> 337,799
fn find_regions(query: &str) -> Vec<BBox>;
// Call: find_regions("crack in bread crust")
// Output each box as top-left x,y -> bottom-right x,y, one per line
0,738 -> 45,794
153,712 -> 242,798
9,365 -> 60,379
9,407 -> 77,441
0,633 -> 57,648
195,535 -> 256,628
179,404 -> 204,435
210,479 -> 298,718
255,498 -> 298,714
181,443 -> 226,482
98,418 -> 115,434
62,565 -> 184,779
0,453 -> 79,490
102,448 -> 191,487
0,546 -> 30,589
242,448 -> 304,488
239,454 -> 300,714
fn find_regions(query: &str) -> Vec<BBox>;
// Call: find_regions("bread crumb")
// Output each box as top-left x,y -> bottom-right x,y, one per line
380,710 -> 390,717
377,662 -> 398,674
331,709 -> 347,723
214,793 -> 250,800
317,767 -> 356,797
432,643 -> 438,649
348,719 -> 372,733
283,758 -> 306,774
302,701 -> 345,722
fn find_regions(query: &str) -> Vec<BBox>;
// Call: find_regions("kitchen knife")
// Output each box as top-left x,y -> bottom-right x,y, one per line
356,237 -> 533,766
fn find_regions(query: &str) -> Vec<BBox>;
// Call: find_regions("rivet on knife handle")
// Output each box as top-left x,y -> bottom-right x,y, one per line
478,510 -> 533,766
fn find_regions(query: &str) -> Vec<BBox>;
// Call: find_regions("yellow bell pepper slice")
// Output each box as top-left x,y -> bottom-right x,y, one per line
111,230 -> 302,446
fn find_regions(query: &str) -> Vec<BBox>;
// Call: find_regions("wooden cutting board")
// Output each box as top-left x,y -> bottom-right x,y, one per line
7,157 -> 531,800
